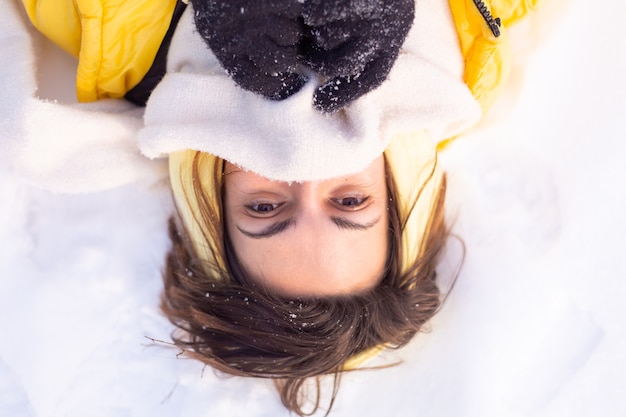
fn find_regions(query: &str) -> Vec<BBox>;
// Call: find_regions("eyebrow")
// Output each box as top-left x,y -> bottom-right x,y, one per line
237,216 -> 381,239
330,216 -> 381,231
237,219 -> 295,239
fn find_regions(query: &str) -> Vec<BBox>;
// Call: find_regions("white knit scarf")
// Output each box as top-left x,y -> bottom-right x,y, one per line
139,0 -> 481,182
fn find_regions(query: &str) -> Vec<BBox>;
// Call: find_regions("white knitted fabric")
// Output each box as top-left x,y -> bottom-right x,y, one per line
0,0 -> 163,194
1,0 -> 482,192
139,0 -> 481,182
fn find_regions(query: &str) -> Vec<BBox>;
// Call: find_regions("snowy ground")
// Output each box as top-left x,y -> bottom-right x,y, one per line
2,0 -> 626,416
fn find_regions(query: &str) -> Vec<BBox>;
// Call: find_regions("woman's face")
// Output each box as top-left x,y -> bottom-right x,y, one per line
224,156 -> 389,297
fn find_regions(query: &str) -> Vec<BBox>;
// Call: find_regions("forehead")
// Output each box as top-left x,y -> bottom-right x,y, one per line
233,216 -> 389,297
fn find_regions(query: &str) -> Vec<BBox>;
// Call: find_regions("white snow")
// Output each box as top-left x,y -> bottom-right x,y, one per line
2,0 -> 626,416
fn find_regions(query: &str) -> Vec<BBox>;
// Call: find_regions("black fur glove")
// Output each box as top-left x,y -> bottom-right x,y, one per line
191,0 -> 307,100
301,0 -> 415,112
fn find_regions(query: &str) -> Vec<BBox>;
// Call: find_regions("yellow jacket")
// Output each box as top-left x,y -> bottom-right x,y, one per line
21,0 -> 538,110
452,0 -> 541,114
21,0 -> 177,101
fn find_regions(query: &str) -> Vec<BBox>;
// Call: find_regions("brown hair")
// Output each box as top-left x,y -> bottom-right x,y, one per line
161,152 -> 450,415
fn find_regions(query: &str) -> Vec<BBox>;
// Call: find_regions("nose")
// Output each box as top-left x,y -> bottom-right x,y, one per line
292,181 -> 329,239
288,181 -> 342,277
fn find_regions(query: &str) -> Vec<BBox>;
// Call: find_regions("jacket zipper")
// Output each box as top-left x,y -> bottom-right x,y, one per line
472,0 -> 502,37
